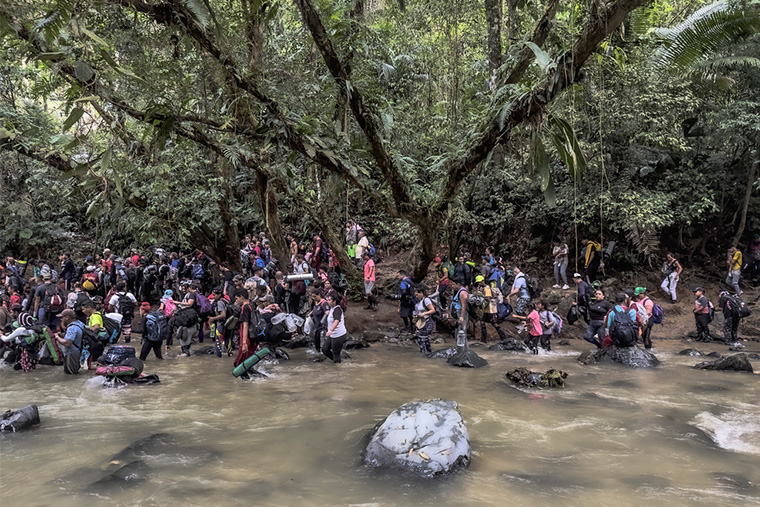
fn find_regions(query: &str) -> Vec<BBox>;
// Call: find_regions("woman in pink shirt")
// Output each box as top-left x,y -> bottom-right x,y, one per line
363,252 -> 377,311
515,302 -> 542,354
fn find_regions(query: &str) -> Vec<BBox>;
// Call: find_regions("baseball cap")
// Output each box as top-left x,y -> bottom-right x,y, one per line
140,302 -> 151,311
694,287 -> 704,293
56,309 -> 76,319
634,287 -> 647,295
42,272 -> 52,280
475,275 -> 485,283
433,257 -> 441,263
573,273 -> 582,278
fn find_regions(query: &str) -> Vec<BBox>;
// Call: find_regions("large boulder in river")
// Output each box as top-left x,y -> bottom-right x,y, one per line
1,404 -> 40,432
506,368 -> 568,388
364,399 -> 470,477
694,353 -> 754,373
447,349 -> 488,368
578,346 -> 660,368
427,347 -> 458,359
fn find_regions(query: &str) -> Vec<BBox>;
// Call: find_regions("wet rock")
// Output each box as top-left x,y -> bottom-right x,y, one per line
706,351 -> 722,358
489,339 -> 529,352
362,331 -> 387,343
194,346 -> 216,355
558,340 -> 571,346
711,472 -> 757,493
694,353 -> 754,373
748,353 -> 760,360
578,346 -> 660,369
427,347 -> 457,359
344,337 -> 370,349
90,460 -> 149,489
0,404 -> 40,432
364,399 -> 470,477
447,349 -> 488,368
111,433 -> 176,462
678,348 -> 703,356
506,368 -> 568,388
284,334 -> 311,349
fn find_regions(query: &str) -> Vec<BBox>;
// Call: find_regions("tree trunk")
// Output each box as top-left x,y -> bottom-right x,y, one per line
507,0 -> 518,41
216,159 -> 242,271
732,158 -> 758,248
406,219 -> 438,282
484,0 -> 502,90
254,171 -> 289,268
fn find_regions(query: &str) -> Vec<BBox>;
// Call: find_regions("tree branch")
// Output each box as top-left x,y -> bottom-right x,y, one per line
502,0 -> 559,85
437,0 -> 651,212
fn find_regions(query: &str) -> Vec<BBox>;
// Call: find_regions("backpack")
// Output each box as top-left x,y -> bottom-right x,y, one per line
162,299 -> 177,317
522,274 -> 543,299
43,284 -> 64,313
488,267 -> 506,292
368,243 -> 376,257
83,272 -> 99,286
609,308 -> 638,347
400,278 -> 416,306
550,311 -> 563,334
117,293 -> 135,318
429,297 -> 444,320
320,241 -> 330,261
74,292 -> 90,313
496,302 -> 512,321
175,307 -> 199,328
144,312 -> 168,342
102,316 -> 122,344
466,292 -> 487,322
632,301 -> 649,325
650,301 -> 664,324
192,263 -> 204,280
726,295 -> 751,319
248,305 -> 266,340
708,300 -> 715,323
196,293 -> 213,318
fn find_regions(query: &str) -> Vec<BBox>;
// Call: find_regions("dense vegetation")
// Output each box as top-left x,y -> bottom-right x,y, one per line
1,0 -> 758,277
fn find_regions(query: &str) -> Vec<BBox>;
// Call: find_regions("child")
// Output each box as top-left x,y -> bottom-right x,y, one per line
514,302 -> 542,354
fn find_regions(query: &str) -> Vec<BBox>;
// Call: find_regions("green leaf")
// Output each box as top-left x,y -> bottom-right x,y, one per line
62,107 -> 84,132
525,41 -> 552,72
82,27 -> 108,47
101,147 -> 112,172
74,61 -> 95,82
543,178 -> 556,208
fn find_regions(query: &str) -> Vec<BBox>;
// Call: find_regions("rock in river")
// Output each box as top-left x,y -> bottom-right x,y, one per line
694,353 -> 754,373
0,404 -> 40,432
506,368 -> 568,388
489,339 -> 529,352
447,349 -> 488,368
578,346 -> 660,369
364,399 -> 470,477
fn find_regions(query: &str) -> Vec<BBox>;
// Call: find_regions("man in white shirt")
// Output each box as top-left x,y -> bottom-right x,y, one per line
356,231 -> 369,262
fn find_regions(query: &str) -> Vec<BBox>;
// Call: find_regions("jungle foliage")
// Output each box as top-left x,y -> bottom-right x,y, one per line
0,0 -> 758,276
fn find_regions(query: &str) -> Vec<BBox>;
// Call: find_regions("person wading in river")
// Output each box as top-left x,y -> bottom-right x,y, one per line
412,285 -> 435,354
322,293 -> 348,363
692,287 -> 713,343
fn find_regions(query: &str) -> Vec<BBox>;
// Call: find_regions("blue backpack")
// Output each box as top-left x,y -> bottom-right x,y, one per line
192,263 -> 204,280
488,267 -> 506,291
368,243 -> 376,257
145,312 -> 168,342
650,300 -> 664,324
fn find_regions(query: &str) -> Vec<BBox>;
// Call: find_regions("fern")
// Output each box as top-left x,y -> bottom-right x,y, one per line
626,223 -> 660,267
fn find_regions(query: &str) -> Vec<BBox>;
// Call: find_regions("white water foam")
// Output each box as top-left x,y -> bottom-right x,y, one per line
693,410 -> 760,455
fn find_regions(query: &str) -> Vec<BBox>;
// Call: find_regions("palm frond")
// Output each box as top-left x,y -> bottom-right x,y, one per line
656,1 -> 760,70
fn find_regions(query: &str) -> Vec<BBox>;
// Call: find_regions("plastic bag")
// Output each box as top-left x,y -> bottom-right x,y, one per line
567,306 -> 579,325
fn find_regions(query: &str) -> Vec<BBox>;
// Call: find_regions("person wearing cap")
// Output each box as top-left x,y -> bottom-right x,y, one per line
634,287 -> 655,349
55,309 -> 85,373
507,267 -> 531,316
605,292 -> 638,347
692,287 -> 712,342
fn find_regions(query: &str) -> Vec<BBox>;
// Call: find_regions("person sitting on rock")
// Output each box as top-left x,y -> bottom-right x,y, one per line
583,288 -> 613,348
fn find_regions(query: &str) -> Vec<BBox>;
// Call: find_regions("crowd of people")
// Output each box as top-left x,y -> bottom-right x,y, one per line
1,226 -> 757,375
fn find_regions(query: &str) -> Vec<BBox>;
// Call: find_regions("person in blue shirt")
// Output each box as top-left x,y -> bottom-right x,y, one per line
55,309 -> 86,373
397,270 -> 416,333
605,293 -> 639,347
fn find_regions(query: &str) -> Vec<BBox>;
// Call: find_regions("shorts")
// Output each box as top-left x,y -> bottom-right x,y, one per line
364,281 -> 375,295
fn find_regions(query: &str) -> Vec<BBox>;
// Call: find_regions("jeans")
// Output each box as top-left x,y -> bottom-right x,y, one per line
726,270 -> 742,294
322,333 -> 348,363
584,319 -> 605,348
554,258 -> 568,286
661,272 -> 678,301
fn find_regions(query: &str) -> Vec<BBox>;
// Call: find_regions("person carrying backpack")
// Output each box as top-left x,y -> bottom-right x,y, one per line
606,292 -> 639,348
514,301 -> 543,354
54,309 -> 86,374
412,285 -> 436,354
507,267 -> 531,316
108,282 -> 137,343
692,287 -> 713,343
34,273 -> 65,329
718,290 -> 746,348
476,276 -> 508,343
397,270 -> 416,333
660,253 -> 682,305
139,303 -> 165,360
634,287 -> 655,349
536,300 -> 557,352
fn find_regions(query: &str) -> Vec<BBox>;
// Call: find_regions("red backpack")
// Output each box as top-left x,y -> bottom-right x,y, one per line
44,284 -> 64,313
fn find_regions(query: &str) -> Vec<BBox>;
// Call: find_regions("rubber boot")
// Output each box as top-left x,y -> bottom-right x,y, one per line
495,325 -> 508,342
480,323 -> 488,343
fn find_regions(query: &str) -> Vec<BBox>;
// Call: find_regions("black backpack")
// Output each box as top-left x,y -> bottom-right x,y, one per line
117,293 -> 135,318
43,284 -> 64,313
610,308 -> 638,347
247,304 -> 266,340
522,274 -> 543,299
726,295 -> 751,319
145,312 -> 168,342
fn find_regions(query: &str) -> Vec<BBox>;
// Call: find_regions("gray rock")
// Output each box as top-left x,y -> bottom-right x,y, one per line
193,346 -> 216,355
706,351 -> 722,358
0,404 -> 40,432
363,331 -> 387,343
678,348 -> 703,356
558,340 -> 571,346
427,347 -> 458,359
506,368 -> 568,388
447,349 -> 488,368
748,353 -> 760,360
364,399 -> 470,477
489,339 -> 529,352
90,460 -> 149,489
694,353 -> 754,373
578,346 -> 660,369
344,337 -> 370,349
284,334 -> 311,349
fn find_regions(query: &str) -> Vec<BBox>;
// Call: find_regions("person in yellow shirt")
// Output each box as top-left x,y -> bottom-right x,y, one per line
726,247 -> 743,295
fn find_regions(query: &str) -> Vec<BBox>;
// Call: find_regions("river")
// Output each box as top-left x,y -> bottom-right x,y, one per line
1,341 -> 759,506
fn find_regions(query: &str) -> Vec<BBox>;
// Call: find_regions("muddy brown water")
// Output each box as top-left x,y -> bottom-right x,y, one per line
1,339 -> 759,506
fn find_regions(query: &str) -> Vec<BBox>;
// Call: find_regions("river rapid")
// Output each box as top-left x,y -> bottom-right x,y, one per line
2,341 -> 759,506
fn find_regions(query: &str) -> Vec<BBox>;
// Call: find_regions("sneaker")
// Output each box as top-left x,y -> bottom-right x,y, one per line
730,342 -> 746,349
552,284 -> 560,289
562,284 -> 570,290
